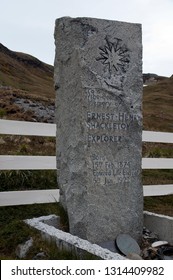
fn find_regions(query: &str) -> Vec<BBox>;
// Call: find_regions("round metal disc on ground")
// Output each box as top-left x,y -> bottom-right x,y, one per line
99,240 -> 120,253
116,234 -> 141,256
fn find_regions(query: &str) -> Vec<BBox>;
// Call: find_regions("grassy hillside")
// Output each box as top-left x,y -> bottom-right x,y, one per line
0,43 -> 54,99
1,43 -> 173,132
143,76 -> 173,132
0,42 -> 173,132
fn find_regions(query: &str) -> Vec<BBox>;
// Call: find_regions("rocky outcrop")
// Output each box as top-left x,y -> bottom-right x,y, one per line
143,73 -> 167,85
14,97 -> 55,123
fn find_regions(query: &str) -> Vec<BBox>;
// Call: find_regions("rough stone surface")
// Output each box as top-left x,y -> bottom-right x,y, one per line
54,17 -> 143,243
14,98 -> 55,123
144,211 -> 173,243
15,237 -> 33,259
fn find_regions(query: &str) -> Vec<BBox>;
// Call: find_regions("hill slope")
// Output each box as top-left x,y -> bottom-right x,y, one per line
0,43 -> 173,131
0,43 -> 54,99
143,76 -> 173,132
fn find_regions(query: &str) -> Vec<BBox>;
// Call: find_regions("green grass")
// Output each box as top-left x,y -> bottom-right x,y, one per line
0,203 -> 100,260
142,143 -> 173,158
0,203 -> 76,260
0,135 -> 55,156
0,108 -> 6,118
0,170 -> 57,191
142,169 -> 173,185
144,195 -> 173,217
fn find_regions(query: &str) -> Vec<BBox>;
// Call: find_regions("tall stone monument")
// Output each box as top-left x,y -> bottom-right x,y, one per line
54,17 -> 143,244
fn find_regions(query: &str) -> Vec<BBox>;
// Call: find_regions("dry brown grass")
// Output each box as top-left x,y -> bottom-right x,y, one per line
0,134 -> 55,156
0,43 -> 54,99
143,76 -> 173,132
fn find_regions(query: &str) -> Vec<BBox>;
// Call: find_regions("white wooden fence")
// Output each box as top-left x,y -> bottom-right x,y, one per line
0,119 -> 173,206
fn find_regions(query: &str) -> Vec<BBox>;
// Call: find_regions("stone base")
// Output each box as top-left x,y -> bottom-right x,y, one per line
144,211 -> 173,244
25,212 -> 173,260
25,215 -> 126,260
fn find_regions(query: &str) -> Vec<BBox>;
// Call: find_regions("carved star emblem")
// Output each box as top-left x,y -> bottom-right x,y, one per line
97,37 -> 130,74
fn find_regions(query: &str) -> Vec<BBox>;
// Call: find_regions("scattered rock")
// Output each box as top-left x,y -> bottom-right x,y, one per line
141,248 -> 150,259
14,97 -> 55,123
141,227 -> 173,260
152,241 -> 168,248
21,137 -> 31,144
142,247 -> 158,260
33,252 -> 48,260
0,138 -> 6,145
97,228 -> 172,260
15,237 -> 33,259
143,227 -> 158,242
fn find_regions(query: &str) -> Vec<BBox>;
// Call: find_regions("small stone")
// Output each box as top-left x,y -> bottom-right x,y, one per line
142,247 -> 157,260
22,137 -> 31,144
143,227 -> 150,234
33,252 -> 47,260
149,232 -> 158,239
0,138 -> 5,145
143,231 -> 158,242
144,247 -> 159,260
15,237 -> 33,259
142,248 -> 150,259
152,241 -> 168,248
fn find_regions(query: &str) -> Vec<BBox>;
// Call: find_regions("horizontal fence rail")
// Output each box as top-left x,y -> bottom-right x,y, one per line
0,156 -> 56,170
0,185 -> 173,206
142,130 -> 173,143
0,119 -> 56,137
142,158 -> 173,169
0,189 -> 60,207
143,185 -> 173,197
1,119 -> 173,143
0,119 -> 173,206
0,156 -> 173,170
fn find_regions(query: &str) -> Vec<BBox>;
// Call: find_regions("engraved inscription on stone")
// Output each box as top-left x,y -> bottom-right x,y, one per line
91,153 -> 140,186
87,111 -> 139,131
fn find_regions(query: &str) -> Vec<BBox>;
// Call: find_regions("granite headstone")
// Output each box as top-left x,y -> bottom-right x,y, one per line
54,17 -> 143,243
